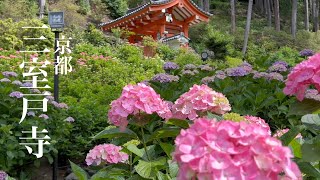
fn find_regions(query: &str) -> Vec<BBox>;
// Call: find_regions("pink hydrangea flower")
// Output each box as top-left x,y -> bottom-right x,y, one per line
273,129 -> 302,139
85,144 -> 128,166
108,83 -> 172,130
284,53 -> 320,101
244,115 -> 271,135
172,84 -> 231,120
173,118 -> 302,180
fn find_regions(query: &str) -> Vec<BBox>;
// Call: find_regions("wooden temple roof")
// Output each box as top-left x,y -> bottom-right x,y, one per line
99,0 -> 212,31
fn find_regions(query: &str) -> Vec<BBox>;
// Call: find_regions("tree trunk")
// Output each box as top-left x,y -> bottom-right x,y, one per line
204,0 -> 210,12
266,0 -> 272,27
39,0 -> 45,19
313,0 -> 319,31
291,0 -> 298,38
242,0 -> 253,55
274,0 -> 281,31
230,0 -> 236,33
304,0 -> 310,30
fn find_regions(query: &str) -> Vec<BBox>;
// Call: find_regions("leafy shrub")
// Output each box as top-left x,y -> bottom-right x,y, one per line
205,30 -> 234,60
225,56 -> 243,68
102,0 -> 128,19
156,44 -> 177,61
73,43 -> 113,56
172,49 -> 202,66
116,44 -> 143,61
83,24 -> 111,46
89,0 -> 110,24
0,73 -> 73,177
0,0 -> 37,21
0,19 -> 54,50
268,46 -> 302,66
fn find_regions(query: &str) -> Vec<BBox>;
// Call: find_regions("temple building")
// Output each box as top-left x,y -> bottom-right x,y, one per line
100,0 -> 212,49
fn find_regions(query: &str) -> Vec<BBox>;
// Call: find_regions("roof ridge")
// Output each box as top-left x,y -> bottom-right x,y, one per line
99,0 -> 212,28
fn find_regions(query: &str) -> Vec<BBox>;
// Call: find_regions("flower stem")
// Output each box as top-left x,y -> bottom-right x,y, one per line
130,152 -> 133,172
140,127 -> 150,161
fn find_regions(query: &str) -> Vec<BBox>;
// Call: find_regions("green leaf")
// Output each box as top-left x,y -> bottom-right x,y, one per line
289,99 -> 320,116
159,142 -> 174,159
168,160 -> 179,178
166,119 -> 189,129
289,139 -> 302,158
135,158 -> 167,179
127,175 -> 149,180
93,127 -> 138,140
127,144 -> 156,161
301,114 -> 320,132
301,114 -> 320,125
296,161 -> 320,178
279,126 -> 305,146
147,127 -> 181,142
157,171 -> 170,180
301,136 -> 320,162
70,161 -> 89,180
206,112 -> 223,121
90,168 -> 129,180
126,144 -> 144,157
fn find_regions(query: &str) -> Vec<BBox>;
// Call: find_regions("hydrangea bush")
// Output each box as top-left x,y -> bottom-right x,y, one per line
71,53 -> 320,179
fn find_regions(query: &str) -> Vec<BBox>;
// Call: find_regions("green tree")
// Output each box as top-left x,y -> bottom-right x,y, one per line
102,0 -> 128,19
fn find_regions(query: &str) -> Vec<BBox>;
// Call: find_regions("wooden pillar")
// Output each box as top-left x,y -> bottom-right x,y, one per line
183,23 -> 189,38
160,23 -> 166,36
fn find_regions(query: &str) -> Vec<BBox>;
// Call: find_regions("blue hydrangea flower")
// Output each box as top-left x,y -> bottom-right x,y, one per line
182,69 -> 199,76
305,89 -> 320,101
30,89 -> 41,94
299,49 -> 314,57
198,65 -> 214,71
9,91 -> 23,98
12,80 -> 22,86
163,62 -> 179,70
253,72 -> 269,79
215,70 -> 226,79
184,64 -> 197,70
225,67 -> 248,77
27,111 -> 36,117
267,72 -> 284,81
65,117 -> 75,122
239,61 -> 253,73
39,114 -> 49,119
152,73 -> 179,83
0,78 -> 11,83
201,76 -> 215,84
21,82 -> 33,87
0,171 -> 8,180
273,61 -> 288,67
2,71 -> 18,77
268,64 -> 287,72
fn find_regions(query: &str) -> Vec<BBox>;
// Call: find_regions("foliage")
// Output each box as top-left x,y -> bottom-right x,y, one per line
0,0 -> 38,21
102,0 -> 128,19
172,49 -> 202,66
116,44 -> 143,61
78,0 -> 91,15
268,46 -> 302,67
0,19 -> 54,50
225,56 -> 243,68
49,0 -> 87,28
156,44 -> 177,61
83,24 -> 111,46
88,0 -> 110,24
0,73 -> 73,177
